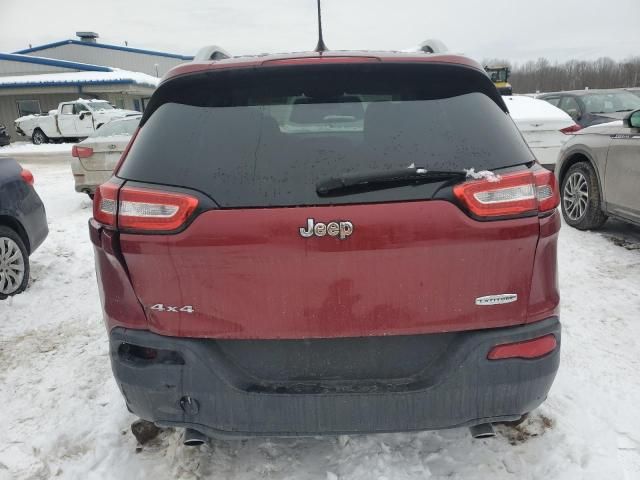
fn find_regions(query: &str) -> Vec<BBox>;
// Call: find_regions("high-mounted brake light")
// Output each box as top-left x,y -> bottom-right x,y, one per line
71,145 -> 94,158
453,169 -> 559,218
560,124 -> 581,134
488,334 -> 557,360
264,56 -> 379,66
93,182 -> 198,232
20,169 -> 34,185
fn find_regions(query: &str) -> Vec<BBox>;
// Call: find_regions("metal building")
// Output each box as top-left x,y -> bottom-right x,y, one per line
0,33 -> 193,143
15,32 -> 193,77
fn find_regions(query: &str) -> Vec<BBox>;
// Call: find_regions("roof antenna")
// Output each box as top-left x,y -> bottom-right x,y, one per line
315,0 -> 328,52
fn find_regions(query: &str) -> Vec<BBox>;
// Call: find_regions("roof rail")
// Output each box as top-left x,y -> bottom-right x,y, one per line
417,39 -> 448,54
193,45 -> 231,62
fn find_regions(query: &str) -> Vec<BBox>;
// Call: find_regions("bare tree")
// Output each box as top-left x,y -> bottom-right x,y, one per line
500,57 -> 640,93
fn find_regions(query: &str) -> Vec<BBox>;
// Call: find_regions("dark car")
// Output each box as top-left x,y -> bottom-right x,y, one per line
91,50 -> 561,444
0,158 -> 48,298
0,123 -> 10,147
538,89 -> 640,128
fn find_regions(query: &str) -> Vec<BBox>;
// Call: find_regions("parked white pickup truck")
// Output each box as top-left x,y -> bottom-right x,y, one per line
15,99 -> 139,145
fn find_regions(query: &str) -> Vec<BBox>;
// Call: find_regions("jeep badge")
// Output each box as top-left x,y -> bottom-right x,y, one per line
299,218 -> 353,240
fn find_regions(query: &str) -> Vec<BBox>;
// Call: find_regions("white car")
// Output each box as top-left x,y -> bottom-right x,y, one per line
15,98 -> 138,145
504,95 -> 580,168
70,115 -> 140,196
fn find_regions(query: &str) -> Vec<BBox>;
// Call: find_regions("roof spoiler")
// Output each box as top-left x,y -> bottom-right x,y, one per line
193,45 -> 231,62
417,39 -> 448,54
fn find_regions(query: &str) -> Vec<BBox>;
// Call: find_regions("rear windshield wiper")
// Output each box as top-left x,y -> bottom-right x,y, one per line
316,167 -> 467,197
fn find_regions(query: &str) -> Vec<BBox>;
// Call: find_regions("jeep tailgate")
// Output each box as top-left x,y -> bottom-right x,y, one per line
119,200 -> 540,339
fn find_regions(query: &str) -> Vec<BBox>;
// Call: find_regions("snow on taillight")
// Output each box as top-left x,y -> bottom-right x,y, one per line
454,169 -> 559,218
71,145 -> 94,158
560,124 -> 582,134
454,171 -> 537,218
20,169 -> 34,185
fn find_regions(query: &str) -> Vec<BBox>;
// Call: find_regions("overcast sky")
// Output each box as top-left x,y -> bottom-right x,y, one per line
1,0 -> 639,64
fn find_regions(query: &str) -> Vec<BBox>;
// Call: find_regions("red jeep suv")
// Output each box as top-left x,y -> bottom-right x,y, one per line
90,50 -> 561,442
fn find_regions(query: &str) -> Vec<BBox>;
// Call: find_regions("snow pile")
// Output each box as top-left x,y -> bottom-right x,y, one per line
503,95 -> 575,129
0,69 -> 160,88
464,168 -> 501,182
0,160 -> 639,479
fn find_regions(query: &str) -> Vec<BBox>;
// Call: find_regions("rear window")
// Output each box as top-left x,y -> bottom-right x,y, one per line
119,63 -> 533,207
92,117 -> 139,138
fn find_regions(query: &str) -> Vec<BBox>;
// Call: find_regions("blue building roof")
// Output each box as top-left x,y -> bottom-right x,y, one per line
14,39 -> 194,61
0,52 -> 113,72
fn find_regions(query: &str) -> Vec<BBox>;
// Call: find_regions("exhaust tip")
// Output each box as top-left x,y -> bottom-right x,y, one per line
469,423 -> 496,439
183,428 -> 208,446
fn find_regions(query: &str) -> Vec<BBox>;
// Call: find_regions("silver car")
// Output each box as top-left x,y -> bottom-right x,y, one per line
70,115 -> 140,196
555,109 -> 640,229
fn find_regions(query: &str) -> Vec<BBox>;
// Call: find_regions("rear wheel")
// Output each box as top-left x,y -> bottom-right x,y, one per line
0,226 -> 29,299
561,161 -> 607,230
32,129 -> 48,145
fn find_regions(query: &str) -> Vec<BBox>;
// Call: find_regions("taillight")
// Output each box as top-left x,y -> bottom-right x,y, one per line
71,145 -> 94,158
454,171 -> 537,218
533,169 -> 560,212
488,334 -> 557,360
20,169 -> 34,185
93,181 -> 119,227
93,181 -> 198,232
118,187 -> 198,231
560,124 -> 581,134
453,169 -> 559,218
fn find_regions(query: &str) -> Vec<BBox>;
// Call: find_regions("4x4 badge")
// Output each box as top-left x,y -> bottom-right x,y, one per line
299,218 -> 353,240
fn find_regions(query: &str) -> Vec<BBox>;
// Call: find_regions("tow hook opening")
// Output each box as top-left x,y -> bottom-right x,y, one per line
118,342 -> 185,365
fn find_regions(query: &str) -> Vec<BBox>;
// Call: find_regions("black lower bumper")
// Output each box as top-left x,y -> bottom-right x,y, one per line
110,317 -> 560,437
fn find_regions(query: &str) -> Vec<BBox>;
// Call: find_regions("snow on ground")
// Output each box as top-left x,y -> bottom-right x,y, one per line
0,142 -> 73,157
1,160 -> 639,480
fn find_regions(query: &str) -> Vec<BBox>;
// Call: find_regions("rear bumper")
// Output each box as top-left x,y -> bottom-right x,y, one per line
109,317 -> 560,437
70,158 -> 110,194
